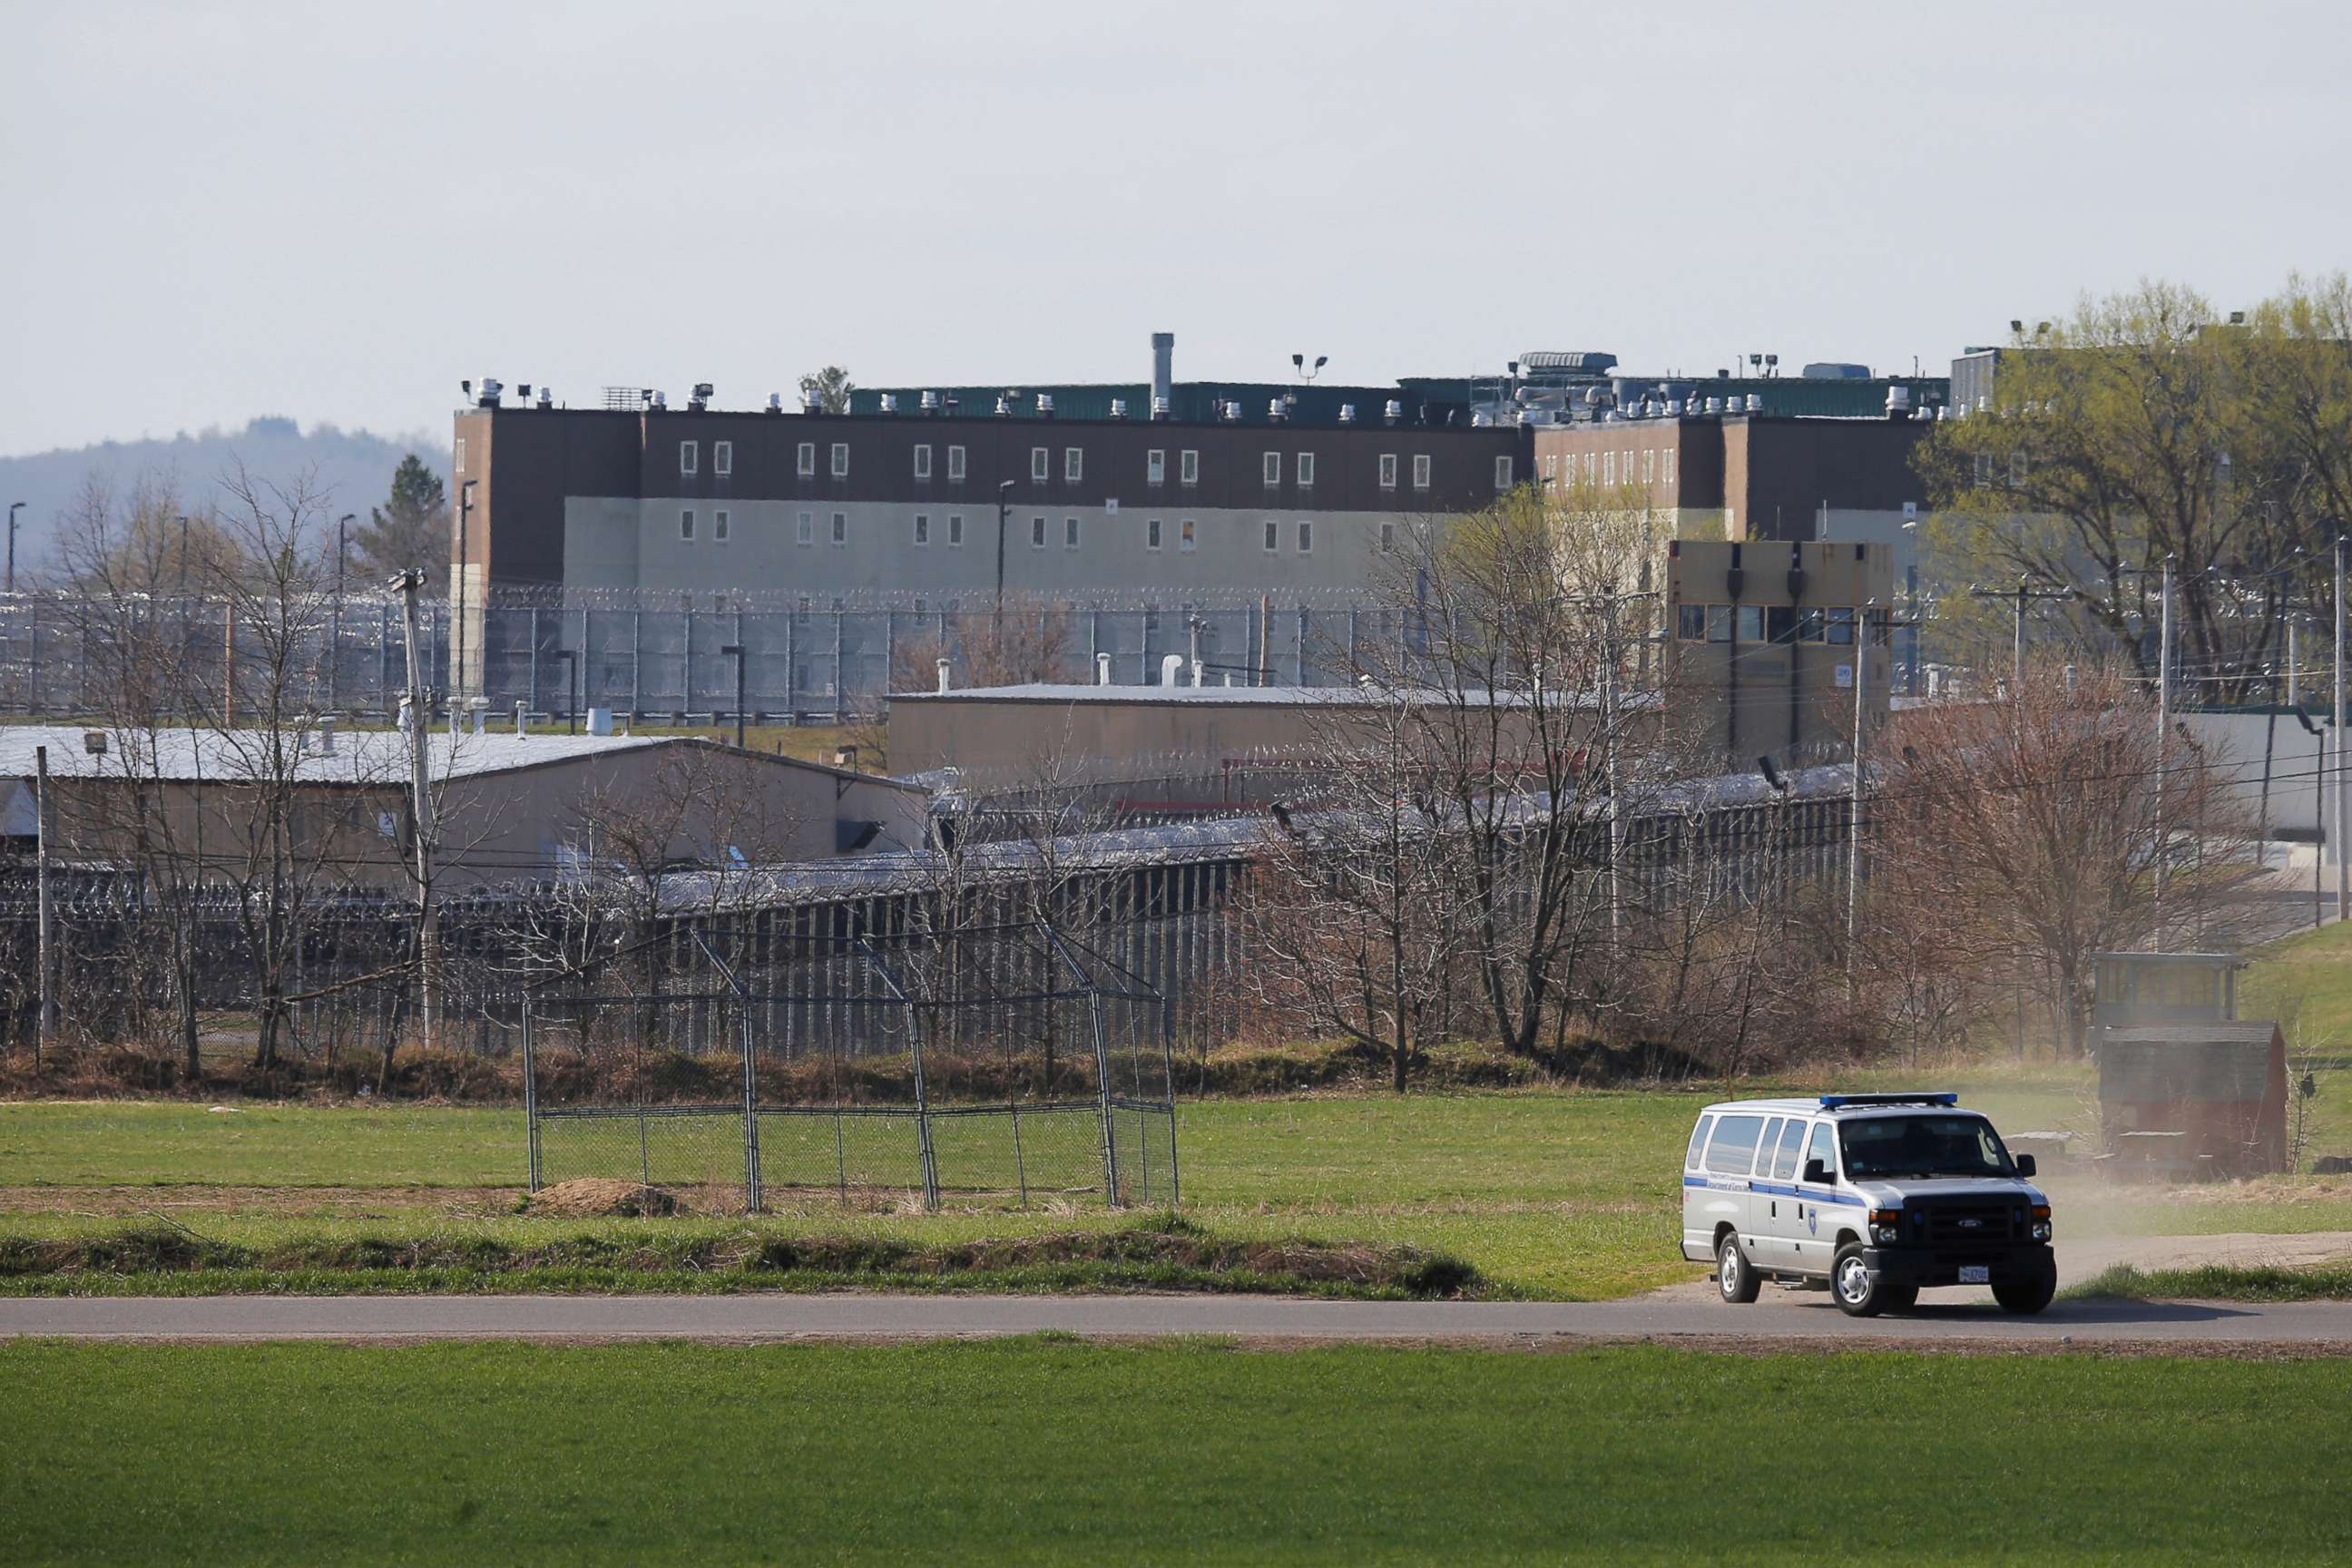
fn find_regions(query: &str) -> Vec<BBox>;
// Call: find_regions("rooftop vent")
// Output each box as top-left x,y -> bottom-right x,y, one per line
1222,400 -> 1242,423
765,393 -> 784,414
1383,399 -> 1402,426
1703,397 -> 1721,415
1150,395 -> 1170,421
802,389 -> 822,415
1267,398 -> 1286,422
688,382 -> 713,410
1036,393 -> 1054,418
877,392 -> 897,415
1886,385 -> 1913,418
1338,403 -> 1357,423
649,389 -> 667,410
535,386 -> 554,409
1108,397 -> 1128,419
1746,394 -> 1762,413
995,394 -> 1014,417
919,390 -> 939,414
475,377 -> 503,408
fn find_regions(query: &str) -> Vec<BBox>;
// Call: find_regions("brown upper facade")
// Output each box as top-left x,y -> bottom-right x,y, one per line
1531,415 -> 1928,540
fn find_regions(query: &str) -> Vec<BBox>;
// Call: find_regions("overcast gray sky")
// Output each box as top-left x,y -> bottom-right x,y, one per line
4,0 -> 2347,457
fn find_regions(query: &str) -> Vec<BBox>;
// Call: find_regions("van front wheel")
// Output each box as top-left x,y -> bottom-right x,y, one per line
1833,1244 -> 1890,1318
1718,1234 -> 1760,1304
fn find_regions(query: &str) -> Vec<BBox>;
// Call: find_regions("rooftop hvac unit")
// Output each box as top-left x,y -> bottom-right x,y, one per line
919,390 -> 939,414
1703,397 -> 1720,414
802,390 -> 822,415
1150,395 -> 1171,420
1108,398 -> 1128,418
995,394 -> 1014,416
1338,403 -> 1357,423
689,382 -> 713,410
536,387 -> 553,408
1383,399 -> 1402,425
1886,385 -> 1913,417
475,377 -> 503,408
649,389 -> 667,410
766,393 -> 784,414
1036,393 -> 1055,417
1267,398 -> 1286,422
1746,394 -> 1762,413
1222,400 -> 1242,422
877,393 -> 897,414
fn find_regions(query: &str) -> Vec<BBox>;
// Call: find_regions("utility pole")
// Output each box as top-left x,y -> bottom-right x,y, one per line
34,743 -> 54,1067
2288,619 -> 2300,708
994,479 -> 1015,613
5,502 -> 23,593
1845,599 -> 1873,998
2337,535 -> 2347,924
1967,576 -> 2073,698
394,570 -> 439,1048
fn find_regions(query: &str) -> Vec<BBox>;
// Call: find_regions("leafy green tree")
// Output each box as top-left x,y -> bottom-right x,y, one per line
1916,276 -> 2352,701
798,366 -> 856,415
349,454 -> 450,583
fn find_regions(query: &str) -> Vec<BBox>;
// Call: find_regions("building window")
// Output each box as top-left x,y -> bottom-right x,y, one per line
1665,448 -> 1677,485
1065,447 -> 1083,484
1678,604 -> 1707,641
1494,456 -> 1514,491
829,442 -> 849,478
1826,606 -> 1856,646
1379,453 -> 1398,491
1031,514 -> 1046,549
1064,515 -> 1080,549
1263,520 -> 1279,553
1799,608 -> 1825,642
831,511 -> 848,546
798,442 -> 816,477
680,508 -> 695,541
797,510 -> 814,546
1379,520 -> 1396,552
947,513 -> 964,547
914,444 -> 932,480
1736,605 -> 1764,642
1642,450 -> 1655,484
1263,451 -> 1281,487
1544,453 -> 1556,481
1148,449 -> 1166,486
1297,520 -> 1313,554
1181,449 -> 1199,486
680,440 -> 699,476
1603,452 -> 1616,485
1707,605 -> 1732,642
1413,454 -> 1432,491
1148,517 -> 1163,550
713,508 -> 730,543
454,437 -> 466,474
2009,453 -> 2029,488
1180,518 -> 1196,552
1583,452 -> 1595,483
913,514 -> 930,546
714,441 -> 732,476
947,445 -> 966,482
1298,452 -> 1315,489
1032,446 -> 1050,483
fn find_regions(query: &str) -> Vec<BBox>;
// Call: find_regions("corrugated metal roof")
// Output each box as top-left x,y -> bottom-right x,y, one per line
0,724 -> 662,785
887,683 -> 1649,710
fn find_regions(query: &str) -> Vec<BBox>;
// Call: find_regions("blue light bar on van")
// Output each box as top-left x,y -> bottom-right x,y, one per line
1818,1093 -> 1959,1109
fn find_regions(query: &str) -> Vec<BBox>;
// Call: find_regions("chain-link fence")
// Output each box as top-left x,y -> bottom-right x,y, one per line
523,920 -> 1177,1210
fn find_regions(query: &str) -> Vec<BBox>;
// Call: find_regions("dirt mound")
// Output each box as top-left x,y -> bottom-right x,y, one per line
525,1179 -> 686,1218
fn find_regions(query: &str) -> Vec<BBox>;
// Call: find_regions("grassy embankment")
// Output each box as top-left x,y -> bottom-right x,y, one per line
6,1062 -> 2350,1298
5,1338 -> 2349,1566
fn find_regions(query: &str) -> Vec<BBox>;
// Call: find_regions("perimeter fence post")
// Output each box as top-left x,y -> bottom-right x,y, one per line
523,995 -> 542,1191
741,999 -> 760,1213
1161,995 -> 1181,1207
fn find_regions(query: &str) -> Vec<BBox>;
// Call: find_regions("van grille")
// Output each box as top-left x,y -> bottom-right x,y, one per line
1913,1201 -> 2020,1245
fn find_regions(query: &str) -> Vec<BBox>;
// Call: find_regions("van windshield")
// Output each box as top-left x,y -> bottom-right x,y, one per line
1838,1114 -> 2015,1181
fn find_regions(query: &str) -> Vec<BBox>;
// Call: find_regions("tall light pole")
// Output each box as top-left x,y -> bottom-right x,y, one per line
994,478 -> 1016,613
720,643 -> 746,750
1845,597 -> 1876,998
5,502 -> 22,593
2335,534 -> 2347,925
555,648 -> 579,735
392,568 -> 439,1049
454,478 -> 477,718
330,514 -> 355,711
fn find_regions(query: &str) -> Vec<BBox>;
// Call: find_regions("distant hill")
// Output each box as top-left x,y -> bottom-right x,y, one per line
0,418 -> 450,575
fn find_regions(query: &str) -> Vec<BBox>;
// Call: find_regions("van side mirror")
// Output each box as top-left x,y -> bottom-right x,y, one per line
2015,1154 -> 2037,1179
1801,1158 -> 1829,1185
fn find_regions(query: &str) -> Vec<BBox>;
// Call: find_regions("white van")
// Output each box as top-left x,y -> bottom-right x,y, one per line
1681,1093 -> 2056,1317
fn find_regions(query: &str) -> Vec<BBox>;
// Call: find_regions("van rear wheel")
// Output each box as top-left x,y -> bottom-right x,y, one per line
1717,1234 -> 1760,1304
1833,1244 -> 1890,1318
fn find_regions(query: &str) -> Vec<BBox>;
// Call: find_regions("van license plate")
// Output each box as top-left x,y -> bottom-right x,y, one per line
1958,1266 -> 1990,1284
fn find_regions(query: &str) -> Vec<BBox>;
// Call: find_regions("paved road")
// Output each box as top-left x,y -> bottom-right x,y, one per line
5,1290 -> 2351,1345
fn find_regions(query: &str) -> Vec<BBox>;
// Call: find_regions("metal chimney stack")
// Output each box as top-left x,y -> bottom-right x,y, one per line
1151,331 -> 1174,409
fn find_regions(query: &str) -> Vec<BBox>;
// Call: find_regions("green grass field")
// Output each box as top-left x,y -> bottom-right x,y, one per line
5,1338 -> 2347,1566
6,1073 -> 2350,1299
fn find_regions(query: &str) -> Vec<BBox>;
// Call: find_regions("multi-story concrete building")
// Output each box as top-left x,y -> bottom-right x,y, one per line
1665,537 -> 1895,767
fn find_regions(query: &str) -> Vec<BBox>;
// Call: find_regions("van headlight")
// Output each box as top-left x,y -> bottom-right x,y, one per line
1869,1208 -> 1903,1246
2030,1204 -> 2053,1244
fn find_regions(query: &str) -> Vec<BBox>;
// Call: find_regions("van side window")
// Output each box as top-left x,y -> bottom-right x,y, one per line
1805,1122 -> 1838,1182
1770,1121 -> 1808,1181
1685,1115 -> 1715,1172
1756,1118 -> 1783,1174
1703,1115 -> 1764,1177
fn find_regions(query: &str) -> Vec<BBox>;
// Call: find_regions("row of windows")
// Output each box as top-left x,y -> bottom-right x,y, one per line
1542,446 -> 1678,488
1674,603 -> 1894,646
674,439 -> 1501,492
678,509 -> 1399,555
